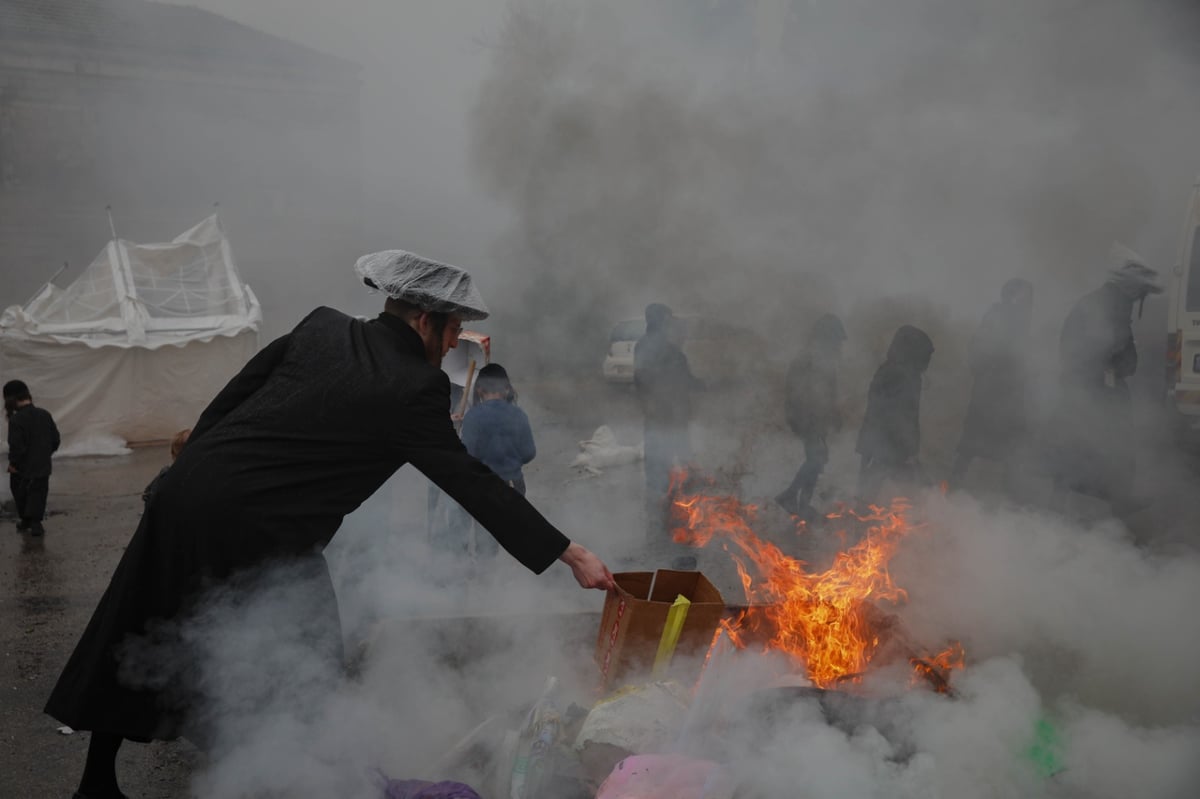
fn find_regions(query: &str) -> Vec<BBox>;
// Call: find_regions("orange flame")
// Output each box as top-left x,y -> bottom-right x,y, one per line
910,641 -> 966,694
669,469 -> 963,690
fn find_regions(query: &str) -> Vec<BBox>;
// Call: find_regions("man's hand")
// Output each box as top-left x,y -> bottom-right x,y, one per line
6,464 -> 15,474
559,542 -> 615,591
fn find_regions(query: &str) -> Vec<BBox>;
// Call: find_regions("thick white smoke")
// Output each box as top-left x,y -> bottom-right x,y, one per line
146,2 -> 1200,797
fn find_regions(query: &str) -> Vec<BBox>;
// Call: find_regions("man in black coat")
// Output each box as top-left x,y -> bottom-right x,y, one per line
856,325 -> 935,504
634,303 -> 703,539
776,314 -> 846,518
46,250 -> 614,799
1049,256 -> 1162,512
4,379 -> 60,536
949,279 -> 1033,492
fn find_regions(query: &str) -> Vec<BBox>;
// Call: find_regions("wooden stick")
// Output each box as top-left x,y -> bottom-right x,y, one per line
456,359 -> 477,423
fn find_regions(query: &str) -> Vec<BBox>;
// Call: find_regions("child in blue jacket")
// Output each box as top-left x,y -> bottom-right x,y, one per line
459,363 -> 536,556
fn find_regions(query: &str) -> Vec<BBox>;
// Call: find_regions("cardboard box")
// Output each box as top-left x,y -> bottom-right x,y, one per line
595,570 -> 725,688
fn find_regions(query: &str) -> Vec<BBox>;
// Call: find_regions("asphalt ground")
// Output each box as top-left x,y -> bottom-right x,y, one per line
2,375 -> 1195,798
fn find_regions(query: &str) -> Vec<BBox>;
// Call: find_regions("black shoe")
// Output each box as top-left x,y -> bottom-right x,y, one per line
30,523 -> 44,537
775,492 -> 800,515
16,519 -> 30,531
73,791 -> 129,799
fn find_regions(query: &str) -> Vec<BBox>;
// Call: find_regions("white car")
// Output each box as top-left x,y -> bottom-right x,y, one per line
602,318 -> 647,383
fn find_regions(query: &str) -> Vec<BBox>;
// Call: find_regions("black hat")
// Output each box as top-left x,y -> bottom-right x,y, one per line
474,363 -> 514,399
645,303 -> 674,331
886,325 -> 935,371
477,363 -> 509,382
2,380 -> 30,400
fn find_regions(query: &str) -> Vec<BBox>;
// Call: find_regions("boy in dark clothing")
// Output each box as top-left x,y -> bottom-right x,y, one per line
4,380 -> 61,536
776,314 -> 847,518
459,364 -> 536,558
855,326 -> 934,504
461,364 -> 535,494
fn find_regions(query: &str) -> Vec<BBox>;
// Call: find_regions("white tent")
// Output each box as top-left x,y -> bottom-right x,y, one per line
0,215 -> 261,453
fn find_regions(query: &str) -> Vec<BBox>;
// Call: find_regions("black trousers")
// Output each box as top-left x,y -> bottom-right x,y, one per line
781,434 -> 830,507
11,475 -> 49,523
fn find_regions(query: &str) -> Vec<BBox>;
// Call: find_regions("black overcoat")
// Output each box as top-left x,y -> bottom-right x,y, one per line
45,308 -> 570,740
856,326 -> 934,464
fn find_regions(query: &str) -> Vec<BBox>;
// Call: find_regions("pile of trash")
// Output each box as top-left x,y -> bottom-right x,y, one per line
368,566 -> 1064,798
376,676 -> 737,799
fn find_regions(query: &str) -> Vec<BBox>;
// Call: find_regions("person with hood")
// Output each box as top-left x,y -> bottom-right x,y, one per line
46,251 -> 614,799
4,379 -> 60,536
949,279 -> 1034,491
856,325 -> 935,503
775,314 -> 847,518
1049,250 -> 1162,512
634,303 -> 703,538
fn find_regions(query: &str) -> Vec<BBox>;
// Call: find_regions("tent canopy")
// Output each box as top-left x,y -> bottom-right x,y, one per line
2,214 -> 260,346
0,215 -> 261,451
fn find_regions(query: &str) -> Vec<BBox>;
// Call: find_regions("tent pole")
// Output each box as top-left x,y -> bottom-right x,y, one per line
105,205 -> 118,240
22,261 -> 69,308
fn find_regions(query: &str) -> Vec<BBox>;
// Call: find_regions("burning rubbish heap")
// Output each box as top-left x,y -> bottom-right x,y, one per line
376,471 -> 1022,799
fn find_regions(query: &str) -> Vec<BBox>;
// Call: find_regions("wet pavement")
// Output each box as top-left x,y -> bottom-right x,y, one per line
0,449 -> 199,799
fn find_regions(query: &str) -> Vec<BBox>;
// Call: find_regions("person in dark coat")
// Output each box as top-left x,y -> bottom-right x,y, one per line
4,379 -> 60,536
775,314 -> 847,518
454,363 -> 537,558
856,325 -> 935,503
634,303 -> 703,538
45,250 -> 614,799
1049,255 -> 1162,512
949,279 -> 1034,491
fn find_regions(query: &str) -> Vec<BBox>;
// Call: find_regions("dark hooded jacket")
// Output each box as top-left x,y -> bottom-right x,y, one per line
634,324 -> 702,429
856,326 -> 934,463
46,307 -> 570,741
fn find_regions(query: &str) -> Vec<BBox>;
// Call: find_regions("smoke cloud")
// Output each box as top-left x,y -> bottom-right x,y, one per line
84,2 -> 1200,798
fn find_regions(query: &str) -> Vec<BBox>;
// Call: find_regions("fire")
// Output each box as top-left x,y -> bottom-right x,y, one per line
669,470 -> 963,691
910,641 -> 966,694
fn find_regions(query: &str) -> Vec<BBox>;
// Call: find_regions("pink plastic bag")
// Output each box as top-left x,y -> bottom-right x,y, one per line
595,754 -> 730,799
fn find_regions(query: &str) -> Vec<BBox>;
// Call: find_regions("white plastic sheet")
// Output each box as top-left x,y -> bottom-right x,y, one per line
0,216 -> 260,452
354,249 -> 489,320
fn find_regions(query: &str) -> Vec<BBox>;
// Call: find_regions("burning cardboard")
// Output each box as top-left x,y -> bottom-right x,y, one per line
668,469 -> 964,691
595,570 -> 725,689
